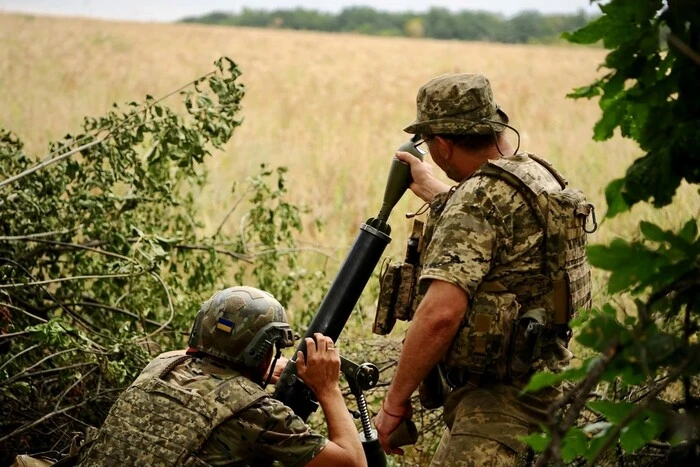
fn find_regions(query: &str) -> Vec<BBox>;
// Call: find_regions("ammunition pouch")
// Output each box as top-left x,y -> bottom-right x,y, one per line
373,260 -> 419,335
373,219 -> 425,335
443,289 -> 552,387
443,286 -> 519,383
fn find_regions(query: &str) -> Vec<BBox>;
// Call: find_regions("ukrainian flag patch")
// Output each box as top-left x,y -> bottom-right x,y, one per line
216,317 -> 234,333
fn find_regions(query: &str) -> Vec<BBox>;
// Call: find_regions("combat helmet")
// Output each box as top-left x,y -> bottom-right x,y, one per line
188,286 -> 295,368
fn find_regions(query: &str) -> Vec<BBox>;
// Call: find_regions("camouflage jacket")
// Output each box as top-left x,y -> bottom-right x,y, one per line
78,353 -> 327,467
420,153 -> 575,375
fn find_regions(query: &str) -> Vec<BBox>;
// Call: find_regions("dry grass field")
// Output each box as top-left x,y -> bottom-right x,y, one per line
1,12 -> 698,465
1,12 -> 698,315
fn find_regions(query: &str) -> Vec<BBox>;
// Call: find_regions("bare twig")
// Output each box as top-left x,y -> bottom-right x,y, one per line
0,301 -> 47,323
59,301 -> 170,329
251,246 -> 338,260
0,258 -> 103,334
0,137 -> 109,190
535,340 -> 619,467
0,272 -> 137,289
21,239 -> 140,265
0,343 -> 41,373
0,387 -> 122,443
0,331 -> 29,339
667,33 -> 700,66
12,362 -> 97,381
1,347 -> 80,387
584,358 -> 692,467
0,229 -> 76,241
175,244 -> 252,263
54,366 -> 99,411
213,186 -> 255,238
144,272 -> 175,339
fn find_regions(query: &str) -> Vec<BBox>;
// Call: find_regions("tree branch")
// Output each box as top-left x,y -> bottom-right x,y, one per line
536,340 -> 620,467
174,244 -> 252,263
0,387 -> 122,443
584,357 -> 693,467
667,33 -> 700,67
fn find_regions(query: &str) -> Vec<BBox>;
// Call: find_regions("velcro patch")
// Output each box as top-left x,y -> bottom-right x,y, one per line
216,318 -> 234,333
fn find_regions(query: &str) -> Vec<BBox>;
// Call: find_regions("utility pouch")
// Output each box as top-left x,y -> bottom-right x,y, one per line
508,308 -> 545,381
443,286 -> 519,382
374,260 -> 401,335
373,220 -> 424,335
418,364 -> 449,409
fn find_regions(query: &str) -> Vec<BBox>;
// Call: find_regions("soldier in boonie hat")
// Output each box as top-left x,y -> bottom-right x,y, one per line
376,71 -> 593,466
404,73 -> 510,136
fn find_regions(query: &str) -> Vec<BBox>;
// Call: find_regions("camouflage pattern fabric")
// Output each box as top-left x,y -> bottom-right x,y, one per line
475,155 -> 594,329
429,382 -> 562,466
421,155 -> 560,291
189,286 -> 294,366
403,73 -> 509,136
417,153 -> 574,460
78,353 -> 327,466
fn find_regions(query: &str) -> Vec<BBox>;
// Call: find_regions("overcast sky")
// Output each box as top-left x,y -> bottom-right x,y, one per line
0,0 -> 600,22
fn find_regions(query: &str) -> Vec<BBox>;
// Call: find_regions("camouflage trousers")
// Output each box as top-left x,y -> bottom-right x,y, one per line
429,381 -> 561,467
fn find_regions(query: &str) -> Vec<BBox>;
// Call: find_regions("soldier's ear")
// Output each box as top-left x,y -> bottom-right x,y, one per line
434,136 -> 453,160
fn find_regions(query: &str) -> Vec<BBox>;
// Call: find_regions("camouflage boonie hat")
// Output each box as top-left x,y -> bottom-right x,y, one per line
404,73 -> 509,136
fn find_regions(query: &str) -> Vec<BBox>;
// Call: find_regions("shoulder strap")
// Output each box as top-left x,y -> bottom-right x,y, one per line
473,157 -> 549,229
528,154 -> 568,188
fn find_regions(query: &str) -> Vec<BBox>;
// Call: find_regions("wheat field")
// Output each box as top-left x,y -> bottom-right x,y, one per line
1,13 -> 697,304
3,12 -> 699,466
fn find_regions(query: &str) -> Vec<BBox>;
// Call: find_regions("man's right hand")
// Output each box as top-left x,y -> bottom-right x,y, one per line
296,333 -> 340,399
395,151 -> 450,202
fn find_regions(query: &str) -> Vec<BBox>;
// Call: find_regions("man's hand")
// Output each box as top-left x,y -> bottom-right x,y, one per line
395,151 -> 451,203
296,333 -> 340,399
265,356 -> 288,385
374,400 -> 413,455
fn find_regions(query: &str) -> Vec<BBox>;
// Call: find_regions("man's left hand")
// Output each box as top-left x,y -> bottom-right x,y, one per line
374,401 -> 412,455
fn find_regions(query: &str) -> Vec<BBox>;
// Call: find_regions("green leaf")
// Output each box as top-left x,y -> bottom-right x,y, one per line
679,218 -> 699,242
587,238 -> 632,270
561,427 -> 589,462
523,364 -> 588,393
603,178 -> 629,218
620,420 -> 649,452
577,312 -> 628,352
593,96 -> 627,141
567,84 -> 601,100
640,221 -> 666,242
562,15 -> 608,44
588,400 -> 635,424
521,431 -> 551,452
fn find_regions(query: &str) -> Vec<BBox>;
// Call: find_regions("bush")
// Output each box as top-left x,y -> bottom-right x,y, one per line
0,57 -> 326,463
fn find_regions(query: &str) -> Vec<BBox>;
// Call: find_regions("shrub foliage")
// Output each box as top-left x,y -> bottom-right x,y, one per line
524,1 -> 700,465
0,58 -> 323,463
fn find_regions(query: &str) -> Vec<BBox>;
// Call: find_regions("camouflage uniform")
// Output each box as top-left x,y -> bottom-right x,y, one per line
421,154 -> 568,467
402,74 -> 585,466
78,353 -> 327,466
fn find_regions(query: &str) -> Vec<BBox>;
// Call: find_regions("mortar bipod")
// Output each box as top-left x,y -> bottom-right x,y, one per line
339,356 -> 386,467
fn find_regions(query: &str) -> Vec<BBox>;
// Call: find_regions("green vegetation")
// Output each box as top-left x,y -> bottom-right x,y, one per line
181,6 -> 594,44
523,1 -> 700,464
0,58 -> 328,463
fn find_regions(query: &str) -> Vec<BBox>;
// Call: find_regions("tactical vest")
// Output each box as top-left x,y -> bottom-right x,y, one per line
78,354 -> 266,467
443,154 -> 595,383
374,153 -> 595,385
474,154 -> 594,328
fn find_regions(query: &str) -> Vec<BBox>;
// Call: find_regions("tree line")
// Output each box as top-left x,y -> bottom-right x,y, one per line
180,6 -> 596,44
